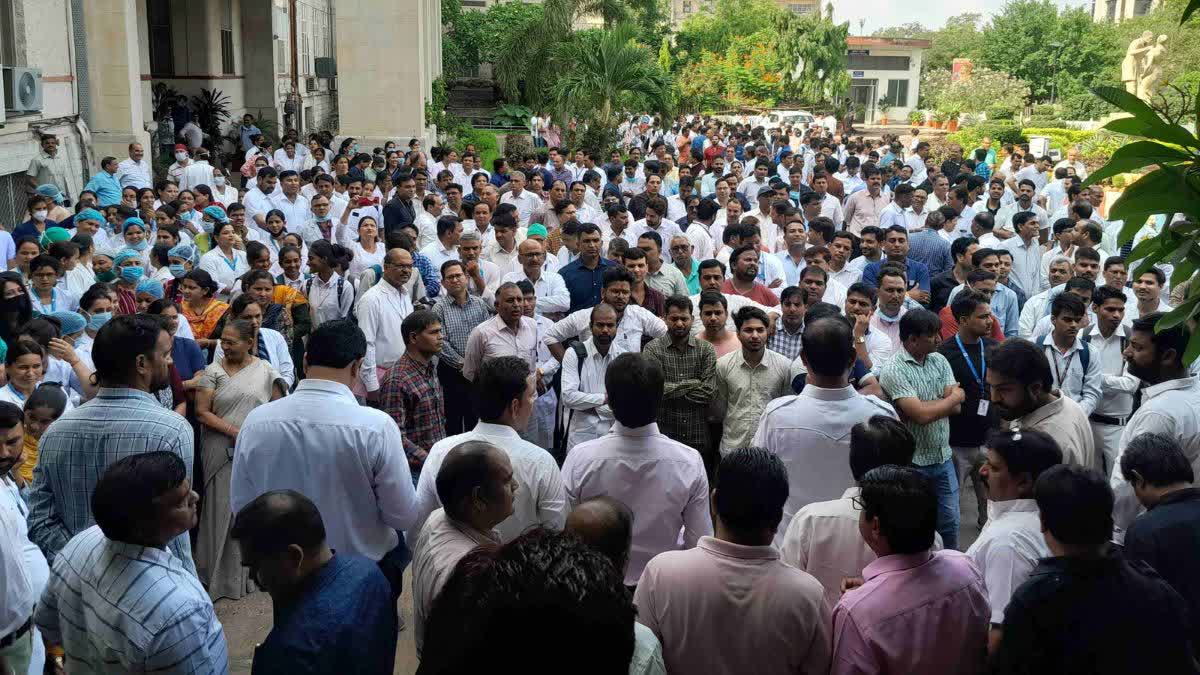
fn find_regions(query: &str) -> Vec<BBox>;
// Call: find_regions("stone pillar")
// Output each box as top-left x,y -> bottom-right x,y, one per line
335,0 -> 432,146
83,0 -> 151,164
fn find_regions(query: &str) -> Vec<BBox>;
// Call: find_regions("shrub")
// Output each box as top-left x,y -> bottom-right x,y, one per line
947,122 -> 1027,152
1027,118 -> 1068,128
1061,91 -> 1114,121
503,133 -> 533,163
1032,103 -> 1060,117
986,104 -> 1016,121
457,128 -> 501,170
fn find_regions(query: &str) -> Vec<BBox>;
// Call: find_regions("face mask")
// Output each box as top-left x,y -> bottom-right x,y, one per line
33,210 -> 48,222
200,220 -> 215,234
87,311 -> 113,331
175,152 -> 188,162
0,297 -> 24,314
169,263 -> 187,278
119,266 -> 144,283
95,269 -> 117,283
315,212 -> 331,222
128,239 -> 149,251
214,176 -> 226,187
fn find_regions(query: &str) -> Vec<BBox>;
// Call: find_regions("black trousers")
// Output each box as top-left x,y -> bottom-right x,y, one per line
438,360 -> 477,436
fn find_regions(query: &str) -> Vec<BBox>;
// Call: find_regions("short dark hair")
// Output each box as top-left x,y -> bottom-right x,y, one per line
664,294 -> 692,314
602,266 -> 634,289
1092,285 -> 1127,308
971,248 -> 998,267
1120,433 -> 1195,486
988,338 -> 1053,390
1064,276 -> 1096,295
1051,292 -> 1086,319
802,317 -> 855,377
898,308 -> 941,341
849,416 -> 916,481
846,282 -> 877,306
605,353 -> 663,427
401,309 -> 440,346
92,451 -> 188,542
1035,464 -> 1113,547
1075,246 -> 1101,263
951,290 -> 991,322
951,236 -> 978,262
1131,313 -> 1188,368
92,314 -> 167,387
858,465 -> 937,554
230,490 -> 327,555
474,356 -> 531,422
986,429 -> 1063,484
305,319 -> 367,369
714,447 -> 788,533
732,305 -> 769,330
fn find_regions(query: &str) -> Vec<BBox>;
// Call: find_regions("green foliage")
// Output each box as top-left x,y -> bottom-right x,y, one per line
909,109 -> 925,124
504,133 -> 534,163
1117,0 -> 1200,118
1059,78 -> 1117,120
947,123 -> 1028,150
921,67 -> 1030,115
1083,83 -> 1200,361
441,0 -> 480,77
426,77 -> 471,143
678,28 -> 787,110
658,37 -> 672,73
872,13 -> 984,75
458,128 -> 502,169
775,13 -> 849,103
190,89 -> 232,144
493,104 -> 533,128
674,0 -> 782,69
986,104 -> 1016,120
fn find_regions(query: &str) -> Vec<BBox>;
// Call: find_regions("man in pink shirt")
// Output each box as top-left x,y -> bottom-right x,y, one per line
561,353 -> 712,586
634,448 -> 831,675
831,465 -> 990,675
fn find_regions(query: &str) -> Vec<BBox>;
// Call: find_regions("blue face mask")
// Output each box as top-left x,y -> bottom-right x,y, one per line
315,212 -> 331,222
200,220 -> 215,234
127,239 -> 149,251
87,311 -> 113,331
119,266 -> 144,283
169,263 -> 187,278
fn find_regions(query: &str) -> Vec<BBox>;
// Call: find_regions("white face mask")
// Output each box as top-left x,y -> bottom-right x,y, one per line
33,209 -> 48,221
175,152 -> 188,162
213,176 -> 226,187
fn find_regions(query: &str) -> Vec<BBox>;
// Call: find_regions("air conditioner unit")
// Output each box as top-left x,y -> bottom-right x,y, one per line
305,77 -> 317,93
3,67 -> 43,113
328,77 -> 337,93
314,57 -> 337,79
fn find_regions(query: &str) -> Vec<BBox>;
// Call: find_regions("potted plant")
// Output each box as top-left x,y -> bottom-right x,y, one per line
908,109 -> 924,126
945,107 -> 961,132
931,110 -> 946,129
877,97 -> 891,125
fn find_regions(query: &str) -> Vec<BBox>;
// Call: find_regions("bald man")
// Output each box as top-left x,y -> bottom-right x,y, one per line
502,238 -> 571,319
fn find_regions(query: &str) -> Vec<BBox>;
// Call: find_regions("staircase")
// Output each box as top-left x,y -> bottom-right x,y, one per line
447,79 -> 500,127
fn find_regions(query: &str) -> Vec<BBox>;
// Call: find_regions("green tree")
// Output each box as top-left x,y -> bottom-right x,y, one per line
658,36 -> 672,72
776,13 -> 849,103
872,13 -> 984,74
674,0 -> 782,68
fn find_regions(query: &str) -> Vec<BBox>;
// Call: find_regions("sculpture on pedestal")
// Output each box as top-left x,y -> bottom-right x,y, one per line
1122,31 -> 1169,102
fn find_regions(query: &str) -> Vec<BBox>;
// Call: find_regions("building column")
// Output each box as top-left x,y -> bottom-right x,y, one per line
335,0 -> 432,146
83,0 -> 151,163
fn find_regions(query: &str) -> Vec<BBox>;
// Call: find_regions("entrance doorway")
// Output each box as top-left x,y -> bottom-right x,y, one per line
849,79 -> 877,123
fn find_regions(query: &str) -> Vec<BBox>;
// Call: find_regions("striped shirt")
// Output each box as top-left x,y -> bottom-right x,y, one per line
878,348 -> 957,466
35,526 -> 228,674
432,294 -> 492,370
27,388 -> 196,570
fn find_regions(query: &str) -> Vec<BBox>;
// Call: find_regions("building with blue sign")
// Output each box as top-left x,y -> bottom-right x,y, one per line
846,36 -> 930,125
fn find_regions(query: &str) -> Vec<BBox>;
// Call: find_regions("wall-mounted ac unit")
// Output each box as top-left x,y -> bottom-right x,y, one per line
314,57 -> 337,79
3,67 -> 43,113
306,77 -> 317,93
328,77 -> 337,92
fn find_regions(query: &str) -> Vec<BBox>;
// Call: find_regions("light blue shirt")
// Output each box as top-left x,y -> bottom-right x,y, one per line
35,526 -> 229,674
83,170 -> 123,207
947,282 -> 1021,338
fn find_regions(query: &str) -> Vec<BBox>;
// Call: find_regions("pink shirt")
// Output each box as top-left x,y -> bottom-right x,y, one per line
635,536 -> 831,675
831,550 -> 990,675
561,422 -> 711,585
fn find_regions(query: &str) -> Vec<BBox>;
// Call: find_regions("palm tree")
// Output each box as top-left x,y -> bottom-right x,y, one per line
551,23 -> 673,132
578,0 -> 629,27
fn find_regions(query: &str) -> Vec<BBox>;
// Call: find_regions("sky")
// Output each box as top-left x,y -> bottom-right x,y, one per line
836,0 -> 1091,34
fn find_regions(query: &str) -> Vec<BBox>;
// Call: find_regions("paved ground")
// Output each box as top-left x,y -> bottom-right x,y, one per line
216,486 -> 986,675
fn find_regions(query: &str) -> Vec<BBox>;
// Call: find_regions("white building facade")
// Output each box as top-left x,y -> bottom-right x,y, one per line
845,36 -> 929,125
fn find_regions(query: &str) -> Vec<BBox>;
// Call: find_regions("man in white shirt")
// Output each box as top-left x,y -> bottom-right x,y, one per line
878,183 -> 921,232
499,171 -> 543,227
563,352 -> 711,586
812,173 -> 844,227
544,267 -> 667,358
560,304 -> 627,451
736,160 -> 772,202
906,142 -> 930,186
270,170 -> 311,233
272,140 -> 305,173
755,317 -> 896,549
966,429 -> 1060,655
180,150 -> 214,191
1038,293 -> 1103,416
231,319 -> 417,597
358,247 -> 415,397
420,215 -> 462,274
1087,287 -> 1135,475
409,355 -> 568,543
116,142 -> 152,190
502,239 -> 569,318
243,167 -> 278,229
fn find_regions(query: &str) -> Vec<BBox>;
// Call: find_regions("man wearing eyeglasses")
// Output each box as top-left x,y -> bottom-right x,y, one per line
668,235 -> 700,295
356,247 -> 415,399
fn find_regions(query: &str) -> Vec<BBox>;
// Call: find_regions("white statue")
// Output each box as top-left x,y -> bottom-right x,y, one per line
1122,31 -> 1154,96
1137,35 -> 1168,102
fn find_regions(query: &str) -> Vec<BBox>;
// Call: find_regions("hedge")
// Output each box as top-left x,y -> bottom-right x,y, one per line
948,124 -> 1124,167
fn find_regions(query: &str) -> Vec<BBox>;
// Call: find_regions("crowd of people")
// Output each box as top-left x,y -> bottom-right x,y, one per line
0,112 -> 1198,674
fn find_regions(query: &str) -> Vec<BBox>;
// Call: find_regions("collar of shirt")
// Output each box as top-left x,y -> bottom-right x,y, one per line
1087,323 -> 1128,340
1017,393 -> 1065,429
1046,335 -> 1085,356
985,497 -> 1039,522
106,538 -> 178,566
1151,487 -> 1200,510
1142,376 -> 1198,402
96,387 -> 160,405
313,272 -> 343,289
666,335 -> 702,351
610,421 -> 664,438
863,550 -> 934,580
800,383 -> 858,403
697,535 -> 779,562
472,421 -> 523,441
294,377 -> 356,402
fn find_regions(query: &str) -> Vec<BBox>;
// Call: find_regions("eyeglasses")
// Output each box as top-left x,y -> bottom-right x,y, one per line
850,495 -> 866,511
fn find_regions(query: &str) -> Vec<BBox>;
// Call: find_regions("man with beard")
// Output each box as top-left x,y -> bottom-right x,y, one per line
28,315 -> 195,567
643,295 -> 718,462
544,267 -> 667,360
1036,293 -> 1102,416
986,338 -> 1097,471
1108,313 -> 1200,541
721,245 -> 780,307
716,306 -> 792,453
560,303 -> 626,452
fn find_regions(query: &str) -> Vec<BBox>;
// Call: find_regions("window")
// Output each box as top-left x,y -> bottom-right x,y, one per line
300,5 -> 311,77
147,0 -> 174,76
788,3 -> 815,14
0,0 -> 18,66
274,6 -> 289,76
885,79 -> 909,107
1133,0 -> 1152,15
220,0 -> 234,74
846,54 -> 911,71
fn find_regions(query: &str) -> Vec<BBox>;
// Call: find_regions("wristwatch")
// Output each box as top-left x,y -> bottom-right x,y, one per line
856,336 -> 867,345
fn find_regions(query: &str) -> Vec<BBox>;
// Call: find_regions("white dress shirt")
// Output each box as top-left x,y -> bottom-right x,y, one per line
357,279 -> 415,392
198,247 -> 250,299
818,193 -> 844,226
781,487 -> 874,615
410,422 -> 569,544
410,509 -> 500,655
1039,335 -> 1103,416
500,189 -> 544,227
999,235 -> 1044,297
502,269 -> 570,316
241,187 -> 274,224
994,202 -> 1048,236
683,223 -> 715,261
305,272 -> 356,328
878,202 -> 923,232
753,386 -> 897,548
419,241 -> 460,276
270,193 -> 311,233
544,305 -> 667,354
562,421 -> 712,585
180,160 -> 214,191
232,379 -> 417,560
213,327 -> 295,387
116,157 -> 152,190
560,338 -> 626,450
965,498 -> 1049,624
0,476 -> 40,637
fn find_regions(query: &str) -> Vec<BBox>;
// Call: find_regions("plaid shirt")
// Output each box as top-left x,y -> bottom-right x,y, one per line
768,322 -> 804,361
379,353 -> 446,457
27,388 -> 196,570
643,335 -> 718,452
432,294 -> 492,369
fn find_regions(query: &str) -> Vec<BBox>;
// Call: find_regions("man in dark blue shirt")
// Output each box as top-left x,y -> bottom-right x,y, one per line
232,490 -> 397,675
861,225 -> 932,300
559,222 -> 616,312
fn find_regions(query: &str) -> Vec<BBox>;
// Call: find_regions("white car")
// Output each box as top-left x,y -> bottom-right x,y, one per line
765,110 -> 816,128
